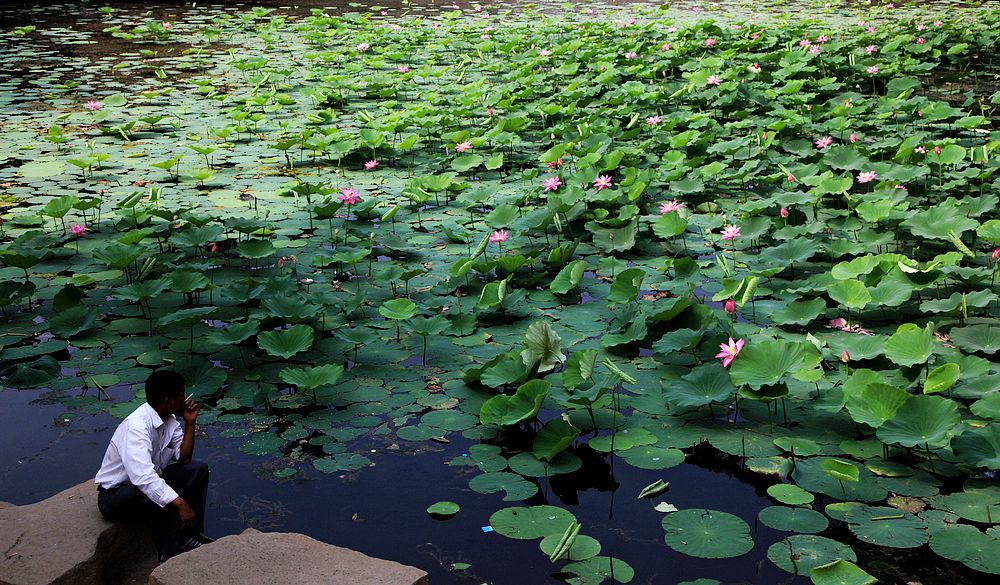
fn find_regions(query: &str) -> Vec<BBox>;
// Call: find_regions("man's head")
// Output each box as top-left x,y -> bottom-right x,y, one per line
145,369 -> 187,414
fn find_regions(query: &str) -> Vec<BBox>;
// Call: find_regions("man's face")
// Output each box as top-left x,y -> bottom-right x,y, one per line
165,389 -> 187,416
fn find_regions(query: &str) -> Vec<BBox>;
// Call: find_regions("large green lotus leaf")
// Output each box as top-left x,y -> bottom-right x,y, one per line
420,410 -> 478,431
901,207 -> 978,240
729,339 -> 820,389
767,484 -> 815,506
773,437 -> 821,457
480,352 -> 530,388
479,379 -> 548,427
950,425 -> 1000,470
662,509 -> 753,559
562,556 -> 634,584
793,457 -> 887,502
158,306 -> 217,329
469,471 -> 538,502
844,383 -> 910,428
167,270 -> 211,293
923,363 -> 960,394
770,298 -> 826,326
589,219 -> 637,252
521,320 -> 565,373
508,451 -> 582,477
607,268 -> 646,305
48,305 -> 99,338
279,364 -> 344,391
972,393 -> 1000,420
426,501 -> 460,517
877,395 -> 961,449
930,488 -> 1000,524
949,324 -> 1000,355
378,298 -> 417,320
620,445 -> 685,470
664,363 -> 734,408
929,524 -> 1000,575
844,506 -> 928,548
1,355 -> 61,388
550,259 -> 586,294
767,535 -> 856,575
758,506 -> 828,533
235,238 -> 276,259
207,319 -> 260,345
562,349 -> 598,389
539,533 -> 601,562
533,417 -> 580,462
450,444 -> 507,473
489,505 -> 576,540
313,453 -> 372,473
653,328 -> 702,354
257,324 -> 315,359
826,279 -> 871,310
810,560 -> 878,585
240,432 -> 284,456
652,212 -> 687,239
824,146 -> 870,171
883,323 -> 935,366
759,238 -> 822,267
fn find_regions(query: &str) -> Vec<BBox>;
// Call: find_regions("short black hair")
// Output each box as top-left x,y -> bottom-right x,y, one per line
145,369 -> 186,407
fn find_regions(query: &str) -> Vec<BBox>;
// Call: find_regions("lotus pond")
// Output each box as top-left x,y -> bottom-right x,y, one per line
2,0 -> 1000,583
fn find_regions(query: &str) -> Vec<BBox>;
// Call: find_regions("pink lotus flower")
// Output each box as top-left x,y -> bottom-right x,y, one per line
750,62 -> 761,72
866,66 -> 879,74
809,45 -> 821,54
780,207 -> 789,218
624,51 -> 638,60
364,160 -> 379,170
208,242 -> 220,254
715,337 -> 744,367
914,146 -> 927,154
594,175 -> 613,190
992,248 -> 1000,261
829,317 -> 848,329
917,23 -> 927,31
70,223 -> 86,236
338,188 -> 361,205
841,351 -> 851,363
866,26 -> 877,33
799,39 -> 812,47
659,200 -> 684,214
455,141 -> 473,153
357,42 -> 370,52
489,229 -> 510,244
661,43 -> 671,51
817,35 -> 830,43
857,171 -> 878,184
720,225 -> 741,241
85,100 -> 101,111
646,115 -> 662,125
916,37 -> 926,44
546,158 -> 564,168
543,177 -> 562,192
787,173 -> 796,183
397,65 -> 410,73
539,49 -> 552,57
723,299 -> 737,314
815,136 -> 833,149
865,45 -> 878,54
706,75 -> 722,86
162,21 -> 172,29
933,146 -> 941,155
704,38 -> 716,47
934,20 -> 943,27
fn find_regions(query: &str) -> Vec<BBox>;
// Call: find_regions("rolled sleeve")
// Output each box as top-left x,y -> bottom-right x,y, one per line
122,423 -> 178,507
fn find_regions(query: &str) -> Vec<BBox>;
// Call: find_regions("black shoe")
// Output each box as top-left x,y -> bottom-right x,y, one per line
177,534 -> 214,552
192,533 -> 215,545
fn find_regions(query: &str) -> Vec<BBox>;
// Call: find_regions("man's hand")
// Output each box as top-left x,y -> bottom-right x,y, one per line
182,397 -> 200,426
172,497 -> 196,531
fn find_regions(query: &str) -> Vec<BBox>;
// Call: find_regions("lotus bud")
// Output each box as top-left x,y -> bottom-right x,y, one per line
780,207 -> 789,218
992,247 -> 1000,260
841,351 -> 850,363
724,299 -> 737,314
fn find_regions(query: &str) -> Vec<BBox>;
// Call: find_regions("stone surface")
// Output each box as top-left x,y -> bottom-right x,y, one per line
0,481 -> 156,585
149,529 -> 429,585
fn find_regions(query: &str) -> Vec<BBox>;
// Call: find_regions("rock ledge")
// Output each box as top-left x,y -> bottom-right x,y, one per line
149,529 -> 428,585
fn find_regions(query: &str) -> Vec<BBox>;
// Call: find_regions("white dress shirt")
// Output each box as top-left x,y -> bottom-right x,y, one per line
95,402 -> 184,507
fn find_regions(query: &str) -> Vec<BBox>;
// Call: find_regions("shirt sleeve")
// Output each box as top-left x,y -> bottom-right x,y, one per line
121,420 -> 179,507
167,418 -> 184,463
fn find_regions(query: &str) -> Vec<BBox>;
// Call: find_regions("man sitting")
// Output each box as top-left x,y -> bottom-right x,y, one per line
95,369 -> 213,562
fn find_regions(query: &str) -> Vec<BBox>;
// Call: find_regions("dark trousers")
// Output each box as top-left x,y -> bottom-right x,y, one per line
97,460 -> 209,557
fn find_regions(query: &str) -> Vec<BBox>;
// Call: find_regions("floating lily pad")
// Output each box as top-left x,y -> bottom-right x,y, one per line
426,501 -> 460,517
767,535 -> 857,575
662,509 -> 753,559
489,505 -> 576,540
758,506 -> 828,534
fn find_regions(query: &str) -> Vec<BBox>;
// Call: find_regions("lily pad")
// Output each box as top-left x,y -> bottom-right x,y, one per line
662,509 -> 753,559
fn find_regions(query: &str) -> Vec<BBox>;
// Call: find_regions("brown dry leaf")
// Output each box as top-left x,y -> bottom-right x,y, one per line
887,495 -> 926,514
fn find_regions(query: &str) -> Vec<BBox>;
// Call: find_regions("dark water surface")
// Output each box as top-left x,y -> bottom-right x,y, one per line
1,385 -> 807,585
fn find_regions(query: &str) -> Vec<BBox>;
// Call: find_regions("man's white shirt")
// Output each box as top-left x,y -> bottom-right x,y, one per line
95,402 -> 184,507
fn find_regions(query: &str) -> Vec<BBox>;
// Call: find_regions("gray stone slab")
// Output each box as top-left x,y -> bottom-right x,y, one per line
149,529 -> 429,585
0,481 -> 155,585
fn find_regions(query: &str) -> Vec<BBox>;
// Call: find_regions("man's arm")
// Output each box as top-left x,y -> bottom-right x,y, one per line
177,396 -> 200,464
121,423 -> 179,507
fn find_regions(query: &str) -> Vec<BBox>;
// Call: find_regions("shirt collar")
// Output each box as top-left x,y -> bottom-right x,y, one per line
139,402 -> 166,429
